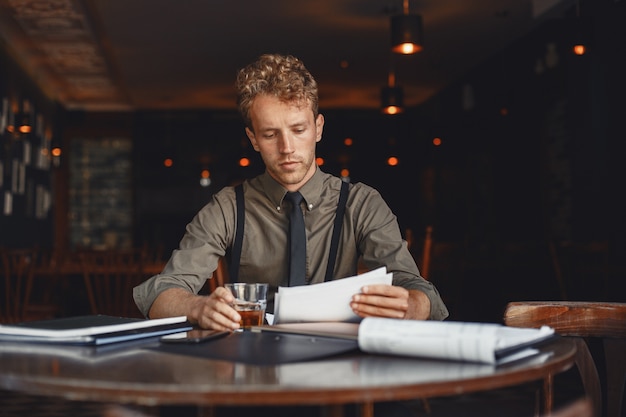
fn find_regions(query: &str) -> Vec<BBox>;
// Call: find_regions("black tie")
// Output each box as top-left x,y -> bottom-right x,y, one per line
286,191 -> 306,286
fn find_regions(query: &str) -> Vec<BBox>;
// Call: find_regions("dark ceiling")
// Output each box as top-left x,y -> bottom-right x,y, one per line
0,0 -> 575,112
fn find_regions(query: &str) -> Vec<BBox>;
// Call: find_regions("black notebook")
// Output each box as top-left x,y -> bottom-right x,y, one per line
0,315 -> 192,345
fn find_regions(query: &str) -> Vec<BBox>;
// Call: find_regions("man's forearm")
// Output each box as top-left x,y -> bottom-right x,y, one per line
148,287 -> 199,321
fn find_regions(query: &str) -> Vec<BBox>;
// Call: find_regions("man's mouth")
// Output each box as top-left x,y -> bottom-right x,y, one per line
281,160 -> 299,169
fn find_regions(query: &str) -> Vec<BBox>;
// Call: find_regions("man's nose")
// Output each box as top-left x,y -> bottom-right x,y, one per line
279,134 -> 295,153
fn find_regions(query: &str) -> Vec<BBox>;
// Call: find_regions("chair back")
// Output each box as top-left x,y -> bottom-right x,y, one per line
504,301 -> 626,417
206,257 -> 229,294
80,249 -> 145,318
1,248 -> 37,323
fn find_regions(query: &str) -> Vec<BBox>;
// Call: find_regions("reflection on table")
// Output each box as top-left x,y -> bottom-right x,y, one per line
0,336 -> 576,413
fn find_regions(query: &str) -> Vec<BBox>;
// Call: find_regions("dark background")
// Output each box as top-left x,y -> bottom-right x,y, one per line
2,2 -> 625,323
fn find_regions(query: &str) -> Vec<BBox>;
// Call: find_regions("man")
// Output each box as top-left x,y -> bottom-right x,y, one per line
133,54 -> 448,330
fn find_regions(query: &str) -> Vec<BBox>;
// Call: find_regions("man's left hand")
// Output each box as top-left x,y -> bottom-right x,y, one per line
350,284 -> 431,320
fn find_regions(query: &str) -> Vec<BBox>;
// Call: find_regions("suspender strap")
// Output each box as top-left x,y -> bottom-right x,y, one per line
229,180 -> 350,283
324,180 -> 349,282
229,183 -> 245,281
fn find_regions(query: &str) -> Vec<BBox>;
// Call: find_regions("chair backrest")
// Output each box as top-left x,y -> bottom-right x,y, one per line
207,257 -> 229,293
504,301 -> 626,417
504,301 -> 626,338
80,249 -> 145,318
420,226 -> 433,279
1,248 -> 37,323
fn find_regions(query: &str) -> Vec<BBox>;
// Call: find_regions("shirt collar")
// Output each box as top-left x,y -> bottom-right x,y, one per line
259,167 -> 325,211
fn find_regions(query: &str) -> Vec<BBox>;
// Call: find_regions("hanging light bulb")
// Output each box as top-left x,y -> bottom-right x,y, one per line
381,86 -> 404,115
391,0 -> 424,54
571,0 -> 587,56
381,60 -> 404,115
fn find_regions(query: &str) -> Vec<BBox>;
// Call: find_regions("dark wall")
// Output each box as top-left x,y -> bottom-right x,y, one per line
74,0 -> 624,270
0,46 -> 59,249
5,0 -> 623,320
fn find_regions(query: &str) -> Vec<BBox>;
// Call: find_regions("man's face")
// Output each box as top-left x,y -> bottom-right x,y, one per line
246,94 -> 324,192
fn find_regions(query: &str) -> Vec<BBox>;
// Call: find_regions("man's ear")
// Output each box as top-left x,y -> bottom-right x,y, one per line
245,127 -> 260,152
315,114 -> 325,143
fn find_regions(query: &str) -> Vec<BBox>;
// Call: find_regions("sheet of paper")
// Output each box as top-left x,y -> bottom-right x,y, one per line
273,267 -> 392,324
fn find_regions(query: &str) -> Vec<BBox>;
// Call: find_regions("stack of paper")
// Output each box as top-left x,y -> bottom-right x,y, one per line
357,318 -> 556,365
0,315 -> 192,345
273,266 -> 392,324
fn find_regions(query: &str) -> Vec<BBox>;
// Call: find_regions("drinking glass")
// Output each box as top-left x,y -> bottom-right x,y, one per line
224,283 -> 268,329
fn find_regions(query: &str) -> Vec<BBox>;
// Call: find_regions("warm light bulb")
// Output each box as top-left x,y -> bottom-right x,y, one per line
163,158 -> 173,167
316,157 -> 325,166
432,137 -> 442,146
383,106 -> 403,115
239,157 -> 250,167
394,43 -> 422,54
344,138 -> 353,146
340,168 -> 350,178
51,147 -> 62,157
387,156 -> 399,166
573,44 -> 586,56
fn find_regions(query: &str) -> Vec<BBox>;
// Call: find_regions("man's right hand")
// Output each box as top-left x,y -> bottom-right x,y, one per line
149,287 -> 241,331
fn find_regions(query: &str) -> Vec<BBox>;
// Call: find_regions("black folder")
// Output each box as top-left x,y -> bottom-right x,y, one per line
151,330 -> 359,365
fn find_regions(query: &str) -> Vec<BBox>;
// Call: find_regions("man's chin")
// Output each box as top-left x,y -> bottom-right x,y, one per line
270,170 -> 305,187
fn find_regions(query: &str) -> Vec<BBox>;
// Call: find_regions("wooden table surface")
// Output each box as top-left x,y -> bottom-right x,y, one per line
0,336 -> 576,413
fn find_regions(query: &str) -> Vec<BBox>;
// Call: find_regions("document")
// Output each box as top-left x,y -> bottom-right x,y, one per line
357,318 -> 556,365
0,315 -> 192,345
251,321 -> 360,340
273,267 -> 392,324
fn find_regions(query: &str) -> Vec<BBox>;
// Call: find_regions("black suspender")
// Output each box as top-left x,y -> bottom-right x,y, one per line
229,183 -> 245,281
228,180 -> 350,284
324,180 -> 349,282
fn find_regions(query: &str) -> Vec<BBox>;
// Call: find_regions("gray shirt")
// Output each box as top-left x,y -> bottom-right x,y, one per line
133,168 -> 449,320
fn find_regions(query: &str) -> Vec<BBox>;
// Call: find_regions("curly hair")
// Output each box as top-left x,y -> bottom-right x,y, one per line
236,54 -> 319,129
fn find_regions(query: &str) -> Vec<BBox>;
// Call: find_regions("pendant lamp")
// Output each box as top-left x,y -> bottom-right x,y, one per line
381,65 -> 404,115
391,0 -> 423,54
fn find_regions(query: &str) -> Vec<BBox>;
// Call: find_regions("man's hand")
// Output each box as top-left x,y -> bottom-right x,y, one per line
149,287 -> 242,331
350,284 -> 431,320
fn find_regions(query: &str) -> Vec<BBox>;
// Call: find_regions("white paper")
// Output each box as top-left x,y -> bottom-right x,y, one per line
273,267 -> 392,324
357,318 -> 555,365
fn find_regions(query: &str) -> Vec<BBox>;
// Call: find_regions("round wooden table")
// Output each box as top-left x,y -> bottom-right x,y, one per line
0,337 -> 576,416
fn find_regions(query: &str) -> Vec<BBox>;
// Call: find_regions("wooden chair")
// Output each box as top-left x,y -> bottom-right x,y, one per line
1,248 -> 35,323
548,398 -> 594,417
80,249 -> 146,318
504,301 -> 626,417
403,225 -> 434,279
206,257 -> 229,294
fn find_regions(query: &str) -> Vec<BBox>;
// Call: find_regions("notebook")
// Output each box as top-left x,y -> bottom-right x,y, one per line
0,315 -> 192,345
